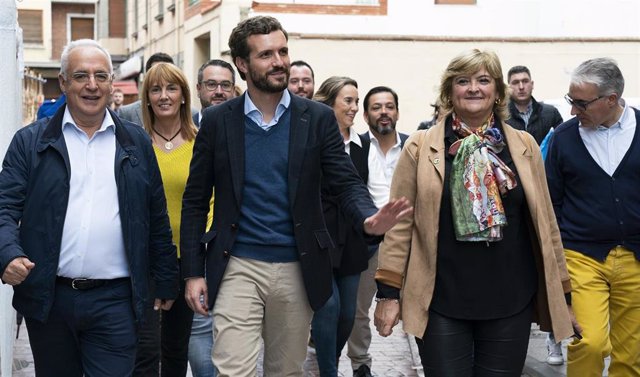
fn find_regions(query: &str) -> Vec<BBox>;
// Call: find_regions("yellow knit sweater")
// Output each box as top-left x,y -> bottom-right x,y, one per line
154,140 -> 213,258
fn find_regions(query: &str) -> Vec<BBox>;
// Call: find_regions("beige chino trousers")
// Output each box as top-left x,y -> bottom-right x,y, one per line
212,256 -> 313,377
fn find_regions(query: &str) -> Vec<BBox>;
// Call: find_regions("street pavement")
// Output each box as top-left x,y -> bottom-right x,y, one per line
12,306 -> 609,376
524,324 -> 610,377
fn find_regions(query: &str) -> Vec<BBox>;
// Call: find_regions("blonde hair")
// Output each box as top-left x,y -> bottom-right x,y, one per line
141,63 -> 197,141
438,49 -> 509,121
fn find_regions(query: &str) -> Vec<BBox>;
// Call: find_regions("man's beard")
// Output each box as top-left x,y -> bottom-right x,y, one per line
200,94 -> 227,108
371,116 -> 396,135
296,89 -> 313,99
250,66 -> 289,93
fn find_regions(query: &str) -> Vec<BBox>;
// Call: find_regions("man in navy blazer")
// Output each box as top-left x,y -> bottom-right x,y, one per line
180,16 -> 411,377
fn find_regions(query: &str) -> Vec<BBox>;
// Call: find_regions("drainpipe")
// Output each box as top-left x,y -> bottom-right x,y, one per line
0,0 -> 22,375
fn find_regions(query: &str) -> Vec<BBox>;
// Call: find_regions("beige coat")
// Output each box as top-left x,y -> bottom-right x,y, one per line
375,120 -> 574,341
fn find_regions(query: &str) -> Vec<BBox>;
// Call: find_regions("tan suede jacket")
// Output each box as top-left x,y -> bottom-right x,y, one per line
375,120 -> 574,340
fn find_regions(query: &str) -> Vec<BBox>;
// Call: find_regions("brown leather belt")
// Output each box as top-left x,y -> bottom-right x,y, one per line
56,276 -> 129,290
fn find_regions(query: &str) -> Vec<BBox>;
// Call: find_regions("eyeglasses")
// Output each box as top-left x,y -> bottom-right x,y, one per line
201,80 -> 233,92
564,94 -> 605,111
69,72 -> 113,84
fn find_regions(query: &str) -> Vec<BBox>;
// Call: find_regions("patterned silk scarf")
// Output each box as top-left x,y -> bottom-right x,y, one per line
448,113 -> 517,242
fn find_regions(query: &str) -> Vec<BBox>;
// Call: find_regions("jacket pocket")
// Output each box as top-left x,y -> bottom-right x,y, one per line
314,229 -> 335,250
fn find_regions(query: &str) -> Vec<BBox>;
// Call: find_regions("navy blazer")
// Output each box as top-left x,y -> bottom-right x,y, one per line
180,92 -> 378,310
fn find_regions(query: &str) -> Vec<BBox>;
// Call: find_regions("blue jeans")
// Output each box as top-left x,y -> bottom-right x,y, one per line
188,311 -> 216,377
312,273 -> 361,377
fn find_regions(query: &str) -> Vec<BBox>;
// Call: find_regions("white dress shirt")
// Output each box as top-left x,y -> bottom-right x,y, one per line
344,126 -> 362,154
579,104 -> 636,176
367,131 -> 403,209
58,108 -> 129,279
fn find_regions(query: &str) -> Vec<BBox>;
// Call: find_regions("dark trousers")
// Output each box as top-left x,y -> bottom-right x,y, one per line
134,269 -> 194,377
416,301 -> 533,377
25,278 -> 137,377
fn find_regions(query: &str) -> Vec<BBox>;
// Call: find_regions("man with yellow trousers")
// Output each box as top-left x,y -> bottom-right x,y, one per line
545,57 -> 640,376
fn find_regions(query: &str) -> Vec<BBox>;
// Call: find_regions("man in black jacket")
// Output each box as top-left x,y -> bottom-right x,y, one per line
180,16 -> 411,377
506,65 -> 563,145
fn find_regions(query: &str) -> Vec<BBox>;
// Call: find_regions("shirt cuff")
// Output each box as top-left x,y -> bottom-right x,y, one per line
376,281 -> 400,299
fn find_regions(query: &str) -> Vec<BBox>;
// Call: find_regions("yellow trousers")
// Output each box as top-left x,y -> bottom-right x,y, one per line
565,247 -> 640,377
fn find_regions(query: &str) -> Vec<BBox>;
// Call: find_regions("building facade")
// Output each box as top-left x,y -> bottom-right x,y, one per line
18,0 -> 640,132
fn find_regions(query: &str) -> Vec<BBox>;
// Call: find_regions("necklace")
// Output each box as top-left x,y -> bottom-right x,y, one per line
152,126 -> 181,150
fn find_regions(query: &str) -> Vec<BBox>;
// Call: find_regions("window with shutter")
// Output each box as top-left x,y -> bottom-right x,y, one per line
18,9 -> 44,44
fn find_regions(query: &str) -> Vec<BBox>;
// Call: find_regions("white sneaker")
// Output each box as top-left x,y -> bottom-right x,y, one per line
545,334 -> 564,365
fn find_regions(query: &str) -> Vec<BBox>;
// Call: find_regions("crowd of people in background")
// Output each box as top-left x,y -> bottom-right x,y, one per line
0,13 -> 638,377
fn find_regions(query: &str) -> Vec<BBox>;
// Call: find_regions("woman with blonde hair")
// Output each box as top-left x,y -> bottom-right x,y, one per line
374,49 -> 578,376
136,62 -> 211,376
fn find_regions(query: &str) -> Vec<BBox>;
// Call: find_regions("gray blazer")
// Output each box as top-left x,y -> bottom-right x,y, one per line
118,100 -> 143,126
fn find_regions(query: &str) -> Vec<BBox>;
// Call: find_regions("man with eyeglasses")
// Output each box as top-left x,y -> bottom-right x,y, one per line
195,59 -> 237,126
288,60 -> 315,99
545,57 -> 640,377
0,39 -> 178,376
506,65 -> 564,145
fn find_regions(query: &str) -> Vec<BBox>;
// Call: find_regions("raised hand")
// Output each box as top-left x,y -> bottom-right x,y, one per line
363,197 -> 413,235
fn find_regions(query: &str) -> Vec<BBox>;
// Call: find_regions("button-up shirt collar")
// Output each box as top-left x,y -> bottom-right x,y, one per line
244,90 -> 291,131
579,104 -> 635,176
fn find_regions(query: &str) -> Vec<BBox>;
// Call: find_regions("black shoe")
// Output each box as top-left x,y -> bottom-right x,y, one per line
353,364 -> 372,377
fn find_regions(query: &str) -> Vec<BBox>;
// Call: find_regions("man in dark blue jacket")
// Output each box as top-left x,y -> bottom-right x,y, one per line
0,39 -> 178,377
546,57 -> 640,377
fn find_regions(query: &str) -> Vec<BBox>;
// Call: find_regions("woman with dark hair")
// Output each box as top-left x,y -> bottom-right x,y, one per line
311,76 -> 369,377
373,49 -> 578,376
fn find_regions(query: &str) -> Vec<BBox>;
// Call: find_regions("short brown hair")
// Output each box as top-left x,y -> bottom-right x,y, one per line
438,49 -> 509,121
228,16 -> 288,80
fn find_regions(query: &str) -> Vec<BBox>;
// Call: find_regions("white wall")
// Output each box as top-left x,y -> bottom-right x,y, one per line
267,0 -> 640,38
0,0 -> 22,375
253,0 -> 640,134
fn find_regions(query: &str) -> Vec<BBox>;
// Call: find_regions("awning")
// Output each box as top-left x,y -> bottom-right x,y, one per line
115,55 -> 142,80
113,80 -> 139,95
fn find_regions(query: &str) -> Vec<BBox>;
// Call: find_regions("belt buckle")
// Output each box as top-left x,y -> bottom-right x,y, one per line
71,278 -> 89,290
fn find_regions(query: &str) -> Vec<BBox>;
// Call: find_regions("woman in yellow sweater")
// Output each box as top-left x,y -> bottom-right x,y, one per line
136,62 -> 211,376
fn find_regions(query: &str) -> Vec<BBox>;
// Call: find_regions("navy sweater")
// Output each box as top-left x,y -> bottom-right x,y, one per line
233,110 -> 298,262
545,108 -> 640,261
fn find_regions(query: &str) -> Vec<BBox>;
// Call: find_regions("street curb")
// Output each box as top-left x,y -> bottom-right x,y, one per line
523,355 -> 566,377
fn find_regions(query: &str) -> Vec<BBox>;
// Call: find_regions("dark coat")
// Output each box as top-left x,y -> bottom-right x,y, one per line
180,92 -> 378,311
0,105 -> 178,323
507,97 -> 564,145
321,135 -> 370,277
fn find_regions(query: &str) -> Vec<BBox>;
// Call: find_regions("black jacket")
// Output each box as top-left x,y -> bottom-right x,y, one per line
180,92 -> 378,311
507,97 -> 563,145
